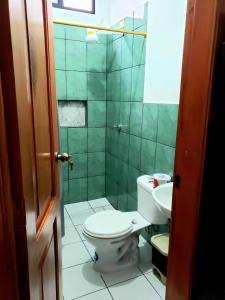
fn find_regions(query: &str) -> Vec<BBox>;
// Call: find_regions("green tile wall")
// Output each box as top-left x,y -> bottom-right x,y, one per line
54,24 -> 107,204
54,2 -> 179,216
105,7 -> 179,220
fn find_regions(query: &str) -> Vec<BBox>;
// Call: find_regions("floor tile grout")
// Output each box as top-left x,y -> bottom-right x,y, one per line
63,199 -> 165,299
100,276 -> 115,300
73,223 -> 96,263
143,272 -> 165,300
71,287 -> 108,300
62,260 -> 92,271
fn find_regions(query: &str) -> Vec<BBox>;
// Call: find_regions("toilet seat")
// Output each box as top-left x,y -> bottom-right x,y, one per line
83,210 -> 133,239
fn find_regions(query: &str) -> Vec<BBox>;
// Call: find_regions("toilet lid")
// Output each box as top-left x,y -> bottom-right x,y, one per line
83,210 -> 133,238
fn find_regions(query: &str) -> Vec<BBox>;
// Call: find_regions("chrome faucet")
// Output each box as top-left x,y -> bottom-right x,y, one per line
113,124 -> 128,131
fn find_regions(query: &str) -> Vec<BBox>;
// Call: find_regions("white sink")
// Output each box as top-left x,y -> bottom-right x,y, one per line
152,182 -> 173,218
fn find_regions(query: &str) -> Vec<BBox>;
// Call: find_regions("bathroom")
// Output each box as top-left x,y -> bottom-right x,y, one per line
54,0 -> 185,299
2,0 -> 225,298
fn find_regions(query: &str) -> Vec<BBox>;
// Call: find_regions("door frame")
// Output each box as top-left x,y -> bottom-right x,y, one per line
166,0 -> 225,299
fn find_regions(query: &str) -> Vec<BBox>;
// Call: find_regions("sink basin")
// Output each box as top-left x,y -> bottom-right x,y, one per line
152,182 -> 173,218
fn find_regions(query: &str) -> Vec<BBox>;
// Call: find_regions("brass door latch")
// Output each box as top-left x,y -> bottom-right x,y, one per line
56,152 -> 74,171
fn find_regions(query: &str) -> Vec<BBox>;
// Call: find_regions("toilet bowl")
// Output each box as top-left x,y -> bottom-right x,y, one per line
83,175 -> 168,273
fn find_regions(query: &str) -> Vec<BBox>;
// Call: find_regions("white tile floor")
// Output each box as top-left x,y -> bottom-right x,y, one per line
62,198 -> 166,300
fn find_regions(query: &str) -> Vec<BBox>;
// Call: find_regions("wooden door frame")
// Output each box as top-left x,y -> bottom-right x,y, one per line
166,0 -> 225,299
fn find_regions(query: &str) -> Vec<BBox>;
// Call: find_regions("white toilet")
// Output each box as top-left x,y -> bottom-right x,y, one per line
83,175 -> 168,273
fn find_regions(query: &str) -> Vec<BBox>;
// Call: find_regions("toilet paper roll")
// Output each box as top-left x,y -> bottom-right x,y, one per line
153,173 -> 171,188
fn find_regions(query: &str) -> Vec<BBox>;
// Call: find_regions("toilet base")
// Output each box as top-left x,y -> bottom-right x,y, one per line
93,234 -> 139,273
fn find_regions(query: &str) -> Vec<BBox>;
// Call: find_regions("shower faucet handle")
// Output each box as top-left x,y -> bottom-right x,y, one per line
113,124 -> 128,131
56,152 -> 74,171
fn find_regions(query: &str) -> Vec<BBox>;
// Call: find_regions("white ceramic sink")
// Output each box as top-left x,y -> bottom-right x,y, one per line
152,182 -> 173,218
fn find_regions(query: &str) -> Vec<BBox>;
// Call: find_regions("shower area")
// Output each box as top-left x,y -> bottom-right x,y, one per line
54,2 -> 178,240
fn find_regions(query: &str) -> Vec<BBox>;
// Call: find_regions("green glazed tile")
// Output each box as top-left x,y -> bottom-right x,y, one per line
120,102 -> 130,133
117,188 -> 128,212
110,129 -> 119,157
155,144 -> 175,175
111,71 -> 121,101
60,127 -> 68,152
106,73 -> 112,101
130,102 -> 143,136
133,26 -> 146,66
106,153 -> 114,176
88,72 -> 106,100
88,128 -> 105,152
108,180 -> 118,209
68,128 -> 87,154
62,180 -> 69,204
131,65 -> 145,101
120,68 -> 132,102
124,16 -> 134,30
121,35 -> 133,69
88,101 -> 106,127
88,152 -> 105,177
157,105 -> 178,147
62,163 -> 69,181
117,160 -> 129,188
106,42 -> 113,73
110,102 -> 121,128
106,102 -> 112,127
56,70 -> 67,100
65,25 -> 86,41
54,24 -> 66,39
105,175 -> 111,198
66,40 -> 86,71
54,38 -> 65,69
88,176 -> 105,200
118,132 -> 129,163
129,135 -> 141,169
66,71 -> 87,100
127,166 -> 141,200
87,43 -> 106,72
127,195 -> 138,211
69,153 -> 87,179
112,38 -> 122,71
67,178 -> 87,203
110,157 -> 120,183
142,104 -> 158,141
140,139 -> 156,175
97,35 -> 107,44
106,128 -> 111,153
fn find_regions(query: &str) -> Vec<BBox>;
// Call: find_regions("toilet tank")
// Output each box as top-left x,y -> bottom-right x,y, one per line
137,175 -> 167,225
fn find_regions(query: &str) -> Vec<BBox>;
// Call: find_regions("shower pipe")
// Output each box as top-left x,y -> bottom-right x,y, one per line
53,20 -> 147,38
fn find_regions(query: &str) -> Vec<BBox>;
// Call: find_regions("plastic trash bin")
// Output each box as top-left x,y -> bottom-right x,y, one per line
150,233 -> 169,285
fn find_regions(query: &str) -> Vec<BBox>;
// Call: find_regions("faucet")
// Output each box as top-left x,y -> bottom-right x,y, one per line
113,124 -> 128,131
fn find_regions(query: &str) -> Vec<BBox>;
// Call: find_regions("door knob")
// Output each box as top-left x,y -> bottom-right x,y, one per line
56,152 -> 74,171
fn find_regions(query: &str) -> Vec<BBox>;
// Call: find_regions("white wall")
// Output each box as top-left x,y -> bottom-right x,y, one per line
144,0 -> 187,104
109,0 -> 148,25
53,0 -> 110,26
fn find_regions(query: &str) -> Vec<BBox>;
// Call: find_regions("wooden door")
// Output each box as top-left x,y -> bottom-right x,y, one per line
0,0 -> 62,299
166,0 -> 225,299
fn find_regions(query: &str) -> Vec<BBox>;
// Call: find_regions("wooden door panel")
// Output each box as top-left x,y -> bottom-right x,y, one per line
41,232 -> 57,300
26,0 -> 53,220
0,0 -> 62,298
